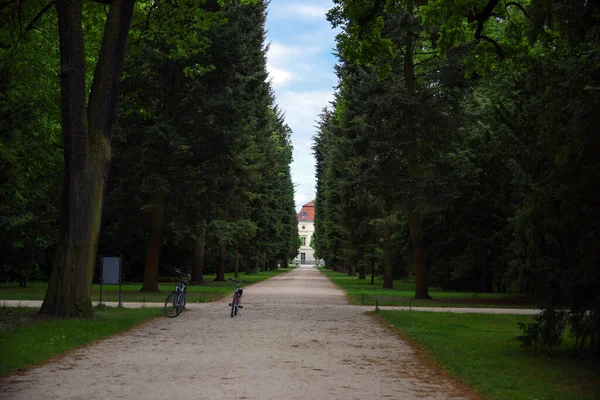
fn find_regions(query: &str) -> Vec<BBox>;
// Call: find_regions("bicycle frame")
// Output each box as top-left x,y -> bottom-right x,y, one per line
228,279 -> 245,317
164,280 -> 187,318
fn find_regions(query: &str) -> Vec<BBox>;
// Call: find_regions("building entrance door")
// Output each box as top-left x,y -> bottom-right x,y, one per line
300,253 -> 306,264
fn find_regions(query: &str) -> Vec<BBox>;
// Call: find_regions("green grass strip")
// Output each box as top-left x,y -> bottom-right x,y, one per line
0,268 -> 294,303
0,307 -> 161,376
318,267 -> 534,308
377,311 -> 599,400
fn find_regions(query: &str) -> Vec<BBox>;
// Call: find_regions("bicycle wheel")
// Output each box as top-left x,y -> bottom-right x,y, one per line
230,293 -> 237,318
235,296 -> 241,316
175,293 -> 186,316
164,292 -> 180,318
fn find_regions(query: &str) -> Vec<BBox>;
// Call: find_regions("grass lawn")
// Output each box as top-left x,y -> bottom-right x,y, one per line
318,267 -> 535,308
377,311 -> 599,400
0,268 -> 294,304
0,306 -> 162,377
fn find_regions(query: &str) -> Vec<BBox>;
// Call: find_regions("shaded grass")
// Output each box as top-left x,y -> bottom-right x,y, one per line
0,268 -> 294,303
318,267 -> 534,308
377,311 -> 599,400
0,306 -> 162,377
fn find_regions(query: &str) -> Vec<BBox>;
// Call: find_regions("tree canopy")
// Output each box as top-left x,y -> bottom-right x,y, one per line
315,0 -> 599,353
0,0 -> 298,316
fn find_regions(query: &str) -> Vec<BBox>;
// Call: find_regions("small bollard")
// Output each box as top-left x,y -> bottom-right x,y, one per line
375,298 -> 379,312
409,299 -> 411,311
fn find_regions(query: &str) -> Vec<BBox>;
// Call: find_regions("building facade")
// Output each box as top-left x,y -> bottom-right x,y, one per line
297,200 -> 316,264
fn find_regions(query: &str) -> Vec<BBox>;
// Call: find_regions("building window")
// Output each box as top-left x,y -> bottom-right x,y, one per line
302,225 -> 305,230
301,212 -> 307,218
301,237 -> 306,246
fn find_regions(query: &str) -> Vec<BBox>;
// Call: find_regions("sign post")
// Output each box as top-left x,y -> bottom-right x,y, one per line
100,256 -> 122,307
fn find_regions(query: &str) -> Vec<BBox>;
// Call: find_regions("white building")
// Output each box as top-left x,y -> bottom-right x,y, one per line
297,200 -> 316,264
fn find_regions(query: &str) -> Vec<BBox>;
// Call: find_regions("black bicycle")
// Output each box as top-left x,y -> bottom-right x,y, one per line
164,280 -> 187,318
228,279 -> 247,317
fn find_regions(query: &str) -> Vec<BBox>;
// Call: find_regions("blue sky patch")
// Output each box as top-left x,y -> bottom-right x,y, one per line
266,1 -> 339,210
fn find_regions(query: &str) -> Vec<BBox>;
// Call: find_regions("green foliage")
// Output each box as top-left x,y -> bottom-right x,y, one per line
101,0 -> 297,279
320,0 -> 600,352
1,0 -> 296,292
0,2 -> 62,284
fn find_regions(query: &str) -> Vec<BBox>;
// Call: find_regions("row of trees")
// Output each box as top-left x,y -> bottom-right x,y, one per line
314,0 -> 599,352
1,0 -> 299,316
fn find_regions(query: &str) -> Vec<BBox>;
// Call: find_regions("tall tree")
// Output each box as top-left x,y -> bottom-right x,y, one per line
40,0 -> 136,317
326,0 -> 463,296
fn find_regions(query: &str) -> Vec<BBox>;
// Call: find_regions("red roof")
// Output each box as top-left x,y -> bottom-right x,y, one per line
297,200 -> 315,221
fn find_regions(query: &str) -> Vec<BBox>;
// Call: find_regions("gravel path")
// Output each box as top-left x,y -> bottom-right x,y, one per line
1,266 -> 478,400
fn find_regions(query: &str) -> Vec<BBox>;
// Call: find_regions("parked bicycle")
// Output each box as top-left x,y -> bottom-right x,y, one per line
228,279 -> 247,317
164,280 -> 187,318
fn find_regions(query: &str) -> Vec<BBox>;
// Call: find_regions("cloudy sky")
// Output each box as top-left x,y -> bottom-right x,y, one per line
265,1 -> 339,211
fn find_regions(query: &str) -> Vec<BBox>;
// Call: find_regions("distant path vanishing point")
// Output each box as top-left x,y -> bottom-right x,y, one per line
1,266 -> 477,400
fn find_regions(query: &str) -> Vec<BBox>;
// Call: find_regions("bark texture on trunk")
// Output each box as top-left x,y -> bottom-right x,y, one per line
191,226 -> 206,284
409,207 -> 429,298
216,244 -> 226,281
382,216 -> 393,289
41,0 -> 136,317
370,258 -> 375,285
234,247 -> 239,278
358,260 -> 365,280
403,26 -> 430,300
21,245 -> 34,288
141,191 -> 167,292
260,251 -> 266,272
347,255 -> 356,276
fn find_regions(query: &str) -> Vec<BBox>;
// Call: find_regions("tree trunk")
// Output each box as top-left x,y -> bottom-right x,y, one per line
191,227 -> 206,284
216,244 -> 226,281
358,259 -> 365,280
409,207 -> 429,298
21,245 -> 34,288
370,258 -> 375,285
347,255 -> 356,276
253,258 -> 259,274
234,247 -> 239,278
141,191 -> 167,292
383,215 -> 393,289
41,0 -> 136,317
403,22 -> 430,300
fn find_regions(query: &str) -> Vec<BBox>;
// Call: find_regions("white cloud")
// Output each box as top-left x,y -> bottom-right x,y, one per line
295,5 -> 330,19
266,43 -> 322,89
269,3 -> 330,20
266,1 -> 338,211
276,90 -> 334,128
295,193 -> 307,206
274,90 -> 334,209
268,42 -> 320,61
267,63 -> 294,88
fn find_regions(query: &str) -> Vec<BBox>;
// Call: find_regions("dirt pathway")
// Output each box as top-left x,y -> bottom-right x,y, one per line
1,266 -> 477,400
